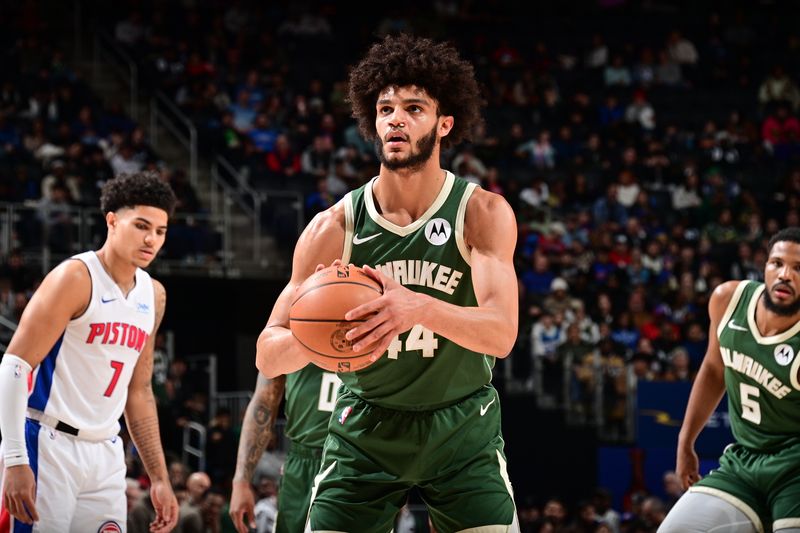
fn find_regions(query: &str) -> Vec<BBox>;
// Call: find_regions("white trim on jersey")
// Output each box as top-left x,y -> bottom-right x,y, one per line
455,182 -> 478,266
342,191 -> 354,265
364,171 -> 455,237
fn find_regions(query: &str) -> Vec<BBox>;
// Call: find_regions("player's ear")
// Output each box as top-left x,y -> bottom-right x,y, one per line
438,115 -> 454,138
106,211 -> 117,231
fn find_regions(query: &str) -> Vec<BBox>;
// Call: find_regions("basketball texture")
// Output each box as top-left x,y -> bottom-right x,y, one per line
289,264 -> 383,373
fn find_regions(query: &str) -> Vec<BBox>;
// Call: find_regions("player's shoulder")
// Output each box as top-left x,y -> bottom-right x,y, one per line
150,278 -> 166,301
291,198 -> 349,280
305,197 -> 347,240
43,257 -> 92,291
464,187 -> 516,248
708,280 -> 745,320
465,187 -> 514,221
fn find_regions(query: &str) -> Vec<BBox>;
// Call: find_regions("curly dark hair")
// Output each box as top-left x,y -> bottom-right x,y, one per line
348,33 -> 484,150
100,172 -> 177,216
769,226 -> 800,253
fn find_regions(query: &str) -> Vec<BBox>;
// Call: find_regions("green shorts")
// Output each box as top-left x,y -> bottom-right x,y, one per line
692,442 -> 800,532
308,385 -> 517,532
276,441 -> 322,533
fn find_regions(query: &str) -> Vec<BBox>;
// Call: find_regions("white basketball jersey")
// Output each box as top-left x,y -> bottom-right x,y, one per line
27,251 -> 155,438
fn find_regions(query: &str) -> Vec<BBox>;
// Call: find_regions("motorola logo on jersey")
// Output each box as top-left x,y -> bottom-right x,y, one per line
425,218 -> 451,246
774,344 -> 795,366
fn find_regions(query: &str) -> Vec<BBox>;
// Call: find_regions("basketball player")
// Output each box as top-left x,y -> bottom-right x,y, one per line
0,173 -> 179,532
659,227 -> 800,533
229,364 -> 341,533
255,34 -> 519,531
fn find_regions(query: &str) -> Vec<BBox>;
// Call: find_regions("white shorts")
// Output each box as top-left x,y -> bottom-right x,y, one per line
0,419 -> 126,533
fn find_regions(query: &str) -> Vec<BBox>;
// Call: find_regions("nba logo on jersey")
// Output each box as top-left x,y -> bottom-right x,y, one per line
338,406 -> 353,424
98,520 -> 122,533
774,344 -> 795,366
425,218 -> 451,246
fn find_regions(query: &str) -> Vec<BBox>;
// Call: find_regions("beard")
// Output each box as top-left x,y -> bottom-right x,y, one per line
376,124 -> 438,172
763,284 -> 800,316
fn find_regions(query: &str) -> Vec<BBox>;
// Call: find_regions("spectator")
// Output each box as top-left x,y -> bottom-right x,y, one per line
253,476 -> 278,533
543,277 -> 578,316
655,50 -> 683,87
761,102 -> 800,158
177,472 -> 211,533
758,64 -> 800,111
624,90 -> 656,131
604,54 -> 632,87
662,347 -> 695,382
666,30 -> 698,65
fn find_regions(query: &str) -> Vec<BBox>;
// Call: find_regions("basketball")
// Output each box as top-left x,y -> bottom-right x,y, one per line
289,264 -> 383,373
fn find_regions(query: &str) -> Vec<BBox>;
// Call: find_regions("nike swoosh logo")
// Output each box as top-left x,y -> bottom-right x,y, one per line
480,397 -> 496,416
353,232 -> 382,245
728,320 -> 748,332
101,297 -> 117,304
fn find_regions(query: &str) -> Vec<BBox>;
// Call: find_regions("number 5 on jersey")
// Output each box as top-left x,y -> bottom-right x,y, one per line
387,325 -> 439,359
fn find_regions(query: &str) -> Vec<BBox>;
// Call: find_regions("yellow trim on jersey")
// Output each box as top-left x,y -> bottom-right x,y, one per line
364,171 -> 455,237
455,182 -> 478,266
342,192 -> 354,265
747,284 -> 800,344
689,486 -> 764,533
717,280 -> 749,339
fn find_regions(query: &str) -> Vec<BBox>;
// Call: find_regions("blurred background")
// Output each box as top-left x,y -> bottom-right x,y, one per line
1,0 -> 797,531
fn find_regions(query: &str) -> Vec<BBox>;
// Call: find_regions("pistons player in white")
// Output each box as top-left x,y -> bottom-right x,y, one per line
0,173 -> 179,532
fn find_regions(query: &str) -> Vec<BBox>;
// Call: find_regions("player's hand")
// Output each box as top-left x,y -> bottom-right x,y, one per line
149,480 -> 179,533
676,445 -> 701,490
229,479 -> 257,533
1,465 -> 39,524
345,265 -> 428,360
314,259 -> 342,273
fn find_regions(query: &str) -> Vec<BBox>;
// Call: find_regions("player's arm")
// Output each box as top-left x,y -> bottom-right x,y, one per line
124,279 -> 178,533
675,280 -> 736,490
347,189 -> 518,358
255,201 -> 346,378
0,260 -> 90,524
230,373 -> 286,533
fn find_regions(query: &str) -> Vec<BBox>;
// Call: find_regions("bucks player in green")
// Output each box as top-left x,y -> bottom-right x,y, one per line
660,228 -> 800,533
229,366 -> 341,533
256,34 -> 519,532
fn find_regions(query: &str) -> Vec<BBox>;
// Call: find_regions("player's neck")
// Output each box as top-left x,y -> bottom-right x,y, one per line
754,299 -> 800,337
96,246 -> 137,296
375,162 -> 446,221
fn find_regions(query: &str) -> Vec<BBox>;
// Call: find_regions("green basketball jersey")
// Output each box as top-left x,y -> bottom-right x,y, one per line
284,364 -> 341,447
717,280 -> 800,452
339,171 -> 495,411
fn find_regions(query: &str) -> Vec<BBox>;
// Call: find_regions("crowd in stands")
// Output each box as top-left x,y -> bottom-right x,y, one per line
0,19 -> 214,268
4,0 -> 800,531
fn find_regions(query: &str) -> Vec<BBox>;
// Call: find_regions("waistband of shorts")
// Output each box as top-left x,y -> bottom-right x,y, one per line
288,439 -> 323,459
342,384 -> 494,415
26,409 -> 117,442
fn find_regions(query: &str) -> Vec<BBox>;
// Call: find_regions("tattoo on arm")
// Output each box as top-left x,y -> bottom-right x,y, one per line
128,401 -> 167,481
234,374 -> 286,482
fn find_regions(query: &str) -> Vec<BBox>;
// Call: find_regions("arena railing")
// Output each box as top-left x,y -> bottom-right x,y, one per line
182,421 -> 207,472
212,156 -> 262,263
527,347 -> 636,443
0,202 -> 231,275
0,316 -> 18,352
150,91 -> 198,187
92,31 -> 139,123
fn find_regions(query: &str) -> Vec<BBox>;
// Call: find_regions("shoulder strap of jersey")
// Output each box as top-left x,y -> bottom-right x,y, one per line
716,280 -> 751,339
